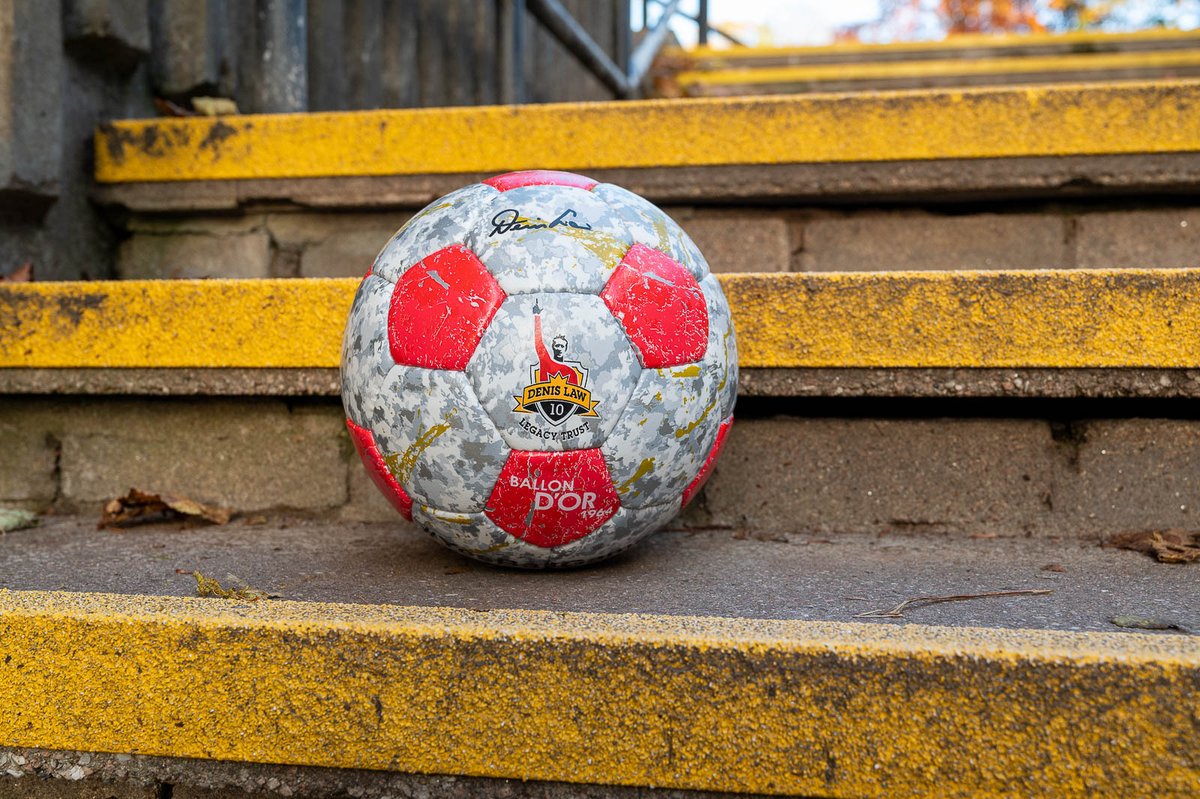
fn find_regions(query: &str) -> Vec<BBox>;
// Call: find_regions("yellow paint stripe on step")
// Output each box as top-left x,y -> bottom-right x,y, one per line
0,278 -> 354,368
673,26 -> 1200,64
677,48 -> 1200,88
4,270 -> 1200,369
95,81 -> 1200,182
0,590 -> 1196,797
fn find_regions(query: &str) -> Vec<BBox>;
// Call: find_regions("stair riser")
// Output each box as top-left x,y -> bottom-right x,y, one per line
4,397 -> 1197,538
111,203 -> 1200,280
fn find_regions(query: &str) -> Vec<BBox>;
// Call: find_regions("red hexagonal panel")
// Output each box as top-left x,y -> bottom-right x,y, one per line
486,449 -> 620,548
600,244 -> 708,368
681,416 -> 733,509
483,170 -> 599,193
346,418 -> 414,520
388,244 -> 505,371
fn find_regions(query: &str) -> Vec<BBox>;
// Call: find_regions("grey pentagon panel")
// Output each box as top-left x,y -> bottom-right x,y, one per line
591,183 -> 709,281
545,502 -> 679,567
413,503 -> 675,569
463,184 -> 631,295
702,274 -> 738,421
412,505 -> 531,567
340,274 -> 396,429
413,506 -> 573,569
370,366 -> 509,513
371,183 -> 498,284
467,293 -> 640,452
602,275 -> 737,508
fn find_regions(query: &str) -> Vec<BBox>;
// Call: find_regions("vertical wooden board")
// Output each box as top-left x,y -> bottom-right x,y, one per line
148,0 -> 210,96
306,0 -> 346,111
381,0 -> 418,107
473,0 -> 498,105
344,0 -> 384,108
443,0 -> 466,107
416,0 -> 448,106
529,3 -> 554,102
229,0 -> 258,111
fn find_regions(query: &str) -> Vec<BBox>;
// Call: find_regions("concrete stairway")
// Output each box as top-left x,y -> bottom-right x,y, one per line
95,81 -> 1200,280
2,81 -> 1199,797
659,28 -> 1200,96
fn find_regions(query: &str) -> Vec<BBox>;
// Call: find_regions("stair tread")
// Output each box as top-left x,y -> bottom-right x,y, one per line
7,271 -> 1200,371
4,514 -> 1195,635
2,515 -> 1195,796
95,82 -> 1200,184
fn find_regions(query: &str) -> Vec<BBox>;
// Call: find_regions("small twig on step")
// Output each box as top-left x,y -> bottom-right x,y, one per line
855,589 -> 1053,618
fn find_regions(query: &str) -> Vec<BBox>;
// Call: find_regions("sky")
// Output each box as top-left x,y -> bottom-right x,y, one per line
637,0 -> 881,47
698,0 -> 882,46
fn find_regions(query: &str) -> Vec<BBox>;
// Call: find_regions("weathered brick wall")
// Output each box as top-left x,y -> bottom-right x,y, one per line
113,204 -> 1200,279
4,396 -> 1198,538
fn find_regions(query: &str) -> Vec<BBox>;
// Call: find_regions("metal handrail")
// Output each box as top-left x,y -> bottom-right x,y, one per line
648,0 -> 747,47
501,0 -> 718,102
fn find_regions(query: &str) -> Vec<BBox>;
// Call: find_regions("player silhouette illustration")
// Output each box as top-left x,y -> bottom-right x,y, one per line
532,301 -> 583,385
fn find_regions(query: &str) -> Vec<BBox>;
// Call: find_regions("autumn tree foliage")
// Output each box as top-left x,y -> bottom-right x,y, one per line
940,0 -> 1045,32
838,0 -> 1195,42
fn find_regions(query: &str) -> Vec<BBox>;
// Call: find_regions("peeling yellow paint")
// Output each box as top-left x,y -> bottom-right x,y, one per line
8,271 -> 1200,370
95,82 -> 1200,182
0,589 -> 1196,797
0,278 -> 354,368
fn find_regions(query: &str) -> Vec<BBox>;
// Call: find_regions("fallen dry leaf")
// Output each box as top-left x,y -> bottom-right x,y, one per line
192,96 -> 239,116
153,97 -> 194,116
98,488 -> 232,529
1105,529 -> 1200,564
1111,615 -> 1194,634
0,262 -> 32,282
0,508 -> 37,533
1041,563 -> 1066,573
178,570 -> 270,601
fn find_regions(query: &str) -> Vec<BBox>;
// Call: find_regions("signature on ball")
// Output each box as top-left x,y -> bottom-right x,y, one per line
489,208 -> 594,237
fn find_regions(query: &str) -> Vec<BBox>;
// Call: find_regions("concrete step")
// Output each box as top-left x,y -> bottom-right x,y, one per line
666,28 -> 1200,69
93,82 -> 1200,208
91,82 -> 1200,278
5,272 -> 1200,535
0,515 -> 1196,798
4,270 -> 1199,377
674,48 -> 1200,96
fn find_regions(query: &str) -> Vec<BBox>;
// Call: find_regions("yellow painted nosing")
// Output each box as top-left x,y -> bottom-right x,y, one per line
0,590 -> 1196,797
677,48 -> 1200,88
5,270 -> 1200,370
672,26 -> 1200,64
95,81 -> 1200,182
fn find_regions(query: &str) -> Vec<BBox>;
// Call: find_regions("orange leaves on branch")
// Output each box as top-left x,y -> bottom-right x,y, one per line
939,0 -> 1045,33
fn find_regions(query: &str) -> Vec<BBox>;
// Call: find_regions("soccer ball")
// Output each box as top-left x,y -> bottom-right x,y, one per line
341,170 -> 737,568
